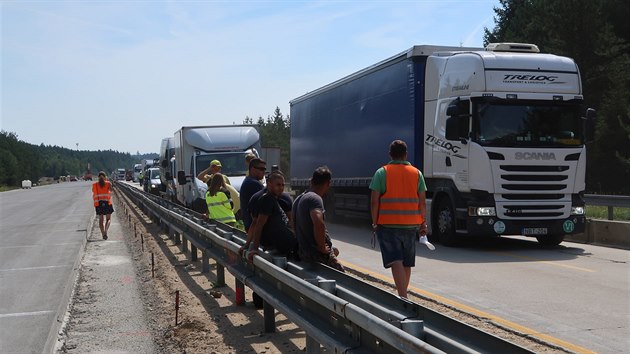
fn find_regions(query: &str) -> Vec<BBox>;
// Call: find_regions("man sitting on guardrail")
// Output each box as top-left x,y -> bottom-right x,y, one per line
293,166 -> 344,272
241,172 -> 298,260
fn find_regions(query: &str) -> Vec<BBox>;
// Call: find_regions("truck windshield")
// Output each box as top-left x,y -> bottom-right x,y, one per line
150,170 -> 160,179
196,152 -> 248,177
472,99 -> 584,147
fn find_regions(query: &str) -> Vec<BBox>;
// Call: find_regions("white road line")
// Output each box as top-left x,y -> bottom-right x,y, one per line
0,310 -> 54,319
0,265 -> 73,272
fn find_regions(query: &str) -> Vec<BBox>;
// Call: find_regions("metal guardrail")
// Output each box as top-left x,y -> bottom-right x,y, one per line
114,182 -> 533,354
584,194 -> 630,220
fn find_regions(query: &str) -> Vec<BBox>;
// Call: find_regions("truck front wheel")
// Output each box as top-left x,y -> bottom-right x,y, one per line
536,234 -> 564,247
433,197 -> 458,246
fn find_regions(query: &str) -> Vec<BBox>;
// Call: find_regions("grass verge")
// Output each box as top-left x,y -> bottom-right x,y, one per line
586,205 -> 630,221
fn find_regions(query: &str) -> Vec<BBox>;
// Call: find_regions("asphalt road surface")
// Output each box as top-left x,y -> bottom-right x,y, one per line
327,220 -> 630,354
0,182 -> 92,353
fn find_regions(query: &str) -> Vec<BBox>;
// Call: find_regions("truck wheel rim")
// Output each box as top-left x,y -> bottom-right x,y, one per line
438,210 -> 452,233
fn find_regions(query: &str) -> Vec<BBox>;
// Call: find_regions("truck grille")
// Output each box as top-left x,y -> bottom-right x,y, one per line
496,164 -> 571,219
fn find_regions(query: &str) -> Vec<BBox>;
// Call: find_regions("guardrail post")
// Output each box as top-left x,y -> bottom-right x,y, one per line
235,279 -> 245,305
401,319 -> 425,339
174,232 -> 180,245
191,244 -> 198,261
182,236 -> 188,253
306,336 -> 321,354
201,250 -> 209,273
318,280 -> 336,294
608,206 -> 614,220
216,264 -> 225,286
272,257 -> 288,269
263,300 -> 275,333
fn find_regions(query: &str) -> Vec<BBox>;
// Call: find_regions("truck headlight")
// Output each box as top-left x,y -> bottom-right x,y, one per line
468,207 -> 496,216
151,184 -> 157,188
571,206 -> 585,215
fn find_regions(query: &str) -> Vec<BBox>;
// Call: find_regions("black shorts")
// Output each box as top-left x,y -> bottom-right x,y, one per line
95,201 -> 114,215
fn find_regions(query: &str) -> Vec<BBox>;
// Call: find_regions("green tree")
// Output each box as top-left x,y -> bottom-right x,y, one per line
484,0 -> 630,194
0,148 -> 19,186
245,107 -> 291,175
0,130 -> 158,187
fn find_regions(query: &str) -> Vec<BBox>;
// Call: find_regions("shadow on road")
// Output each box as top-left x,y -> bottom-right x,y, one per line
328,219 -> 590,264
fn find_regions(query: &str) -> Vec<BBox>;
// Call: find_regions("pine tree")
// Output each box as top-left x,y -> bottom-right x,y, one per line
484,0 -> 630,193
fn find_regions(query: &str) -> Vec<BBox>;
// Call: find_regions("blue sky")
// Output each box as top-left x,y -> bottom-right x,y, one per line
1,0 -> 499,154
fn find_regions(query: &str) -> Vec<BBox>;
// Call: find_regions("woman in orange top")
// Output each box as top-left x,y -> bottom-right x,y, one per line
92,171 -> 114,240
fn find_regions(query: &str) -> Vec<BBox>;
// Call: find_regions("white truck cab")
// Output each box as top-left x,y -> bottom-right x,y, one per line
173,125 -> 261,213
426,43 -> 595,245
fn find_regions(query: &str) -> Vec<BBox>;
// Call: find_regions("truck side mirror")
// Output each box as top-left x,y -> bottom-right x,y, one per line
445,115 -> 470,141
177,170 -> 187,185
583,108 -> 596,143
445,116 -> 459,140
446,99 -> 461,117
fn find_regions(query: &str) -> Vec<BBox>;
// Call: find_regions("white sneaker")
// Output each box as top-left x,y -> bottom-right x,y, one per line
419,236 -> 435,250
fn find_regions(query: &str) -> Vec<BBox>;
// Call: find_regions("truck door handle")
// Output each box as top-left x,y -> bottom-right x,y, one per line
446,157 -> 452,167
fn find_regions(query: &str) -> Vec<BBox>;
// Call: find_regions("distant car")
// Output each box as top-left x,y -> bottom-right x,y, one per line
69,176 -> 78,182
144,167 -> 162,195
21,180 -> 32,189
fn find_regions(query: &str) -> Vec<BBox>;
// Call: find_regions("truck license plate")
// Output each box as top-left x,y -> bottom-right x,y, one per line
523,228 -> 548,235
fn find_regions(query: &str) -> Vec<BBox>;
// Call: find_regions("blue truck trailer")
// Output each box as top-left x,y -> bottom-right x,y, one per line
290,43 -> 595,246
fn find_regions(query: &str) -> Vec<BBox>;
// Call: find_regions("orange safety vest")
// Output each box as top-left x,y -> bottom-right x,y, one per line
92,182 -> 112,207
377,164 -> 424,225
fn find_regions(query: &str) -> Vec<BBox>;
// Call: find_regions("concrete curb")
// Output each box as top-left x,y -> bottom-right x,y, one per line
564,219 -> 630,249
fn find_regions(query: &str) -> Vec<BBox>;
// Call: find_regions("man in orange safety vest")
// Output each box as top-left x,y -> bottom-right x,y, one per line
370,140 -> 433,298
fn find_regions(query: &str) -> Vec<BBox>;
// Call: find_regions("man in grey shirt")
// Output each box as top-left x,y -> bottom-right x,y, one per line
293,166 -> 344,272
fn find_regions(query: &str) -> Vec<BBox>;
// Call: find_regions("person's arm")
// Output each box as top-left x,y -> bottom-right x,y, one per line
239,215 -> 257,256
244,213 -> 269,262
417,170 -> 428,234
196,166 -> 212,181
310,209 -> 330,254
250,213 -> 269,249
370,190 -> 381,230
418,190 -> 428,235
241,194 -> 270,259
368,168 -> 384,230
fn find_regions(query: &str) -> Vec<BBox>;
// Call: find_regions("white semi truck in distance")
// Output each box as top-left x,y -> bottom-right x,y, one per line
173,125 -> 261,213
290,43 -> 596,246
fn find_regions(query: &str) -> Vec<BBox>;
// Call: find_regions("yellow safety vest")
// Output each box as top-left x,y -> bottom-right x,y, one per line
205,191 -> 236,224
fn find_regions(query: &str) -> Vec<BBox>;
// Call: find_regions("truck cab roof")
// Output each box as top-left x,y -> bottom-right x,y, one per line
182,126 -> 259,152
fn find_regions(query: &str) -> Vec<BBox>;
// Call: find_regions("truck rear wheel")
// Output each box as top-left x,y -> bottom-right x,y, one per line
433,197 -> 458,246
536,234 -> 564,246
